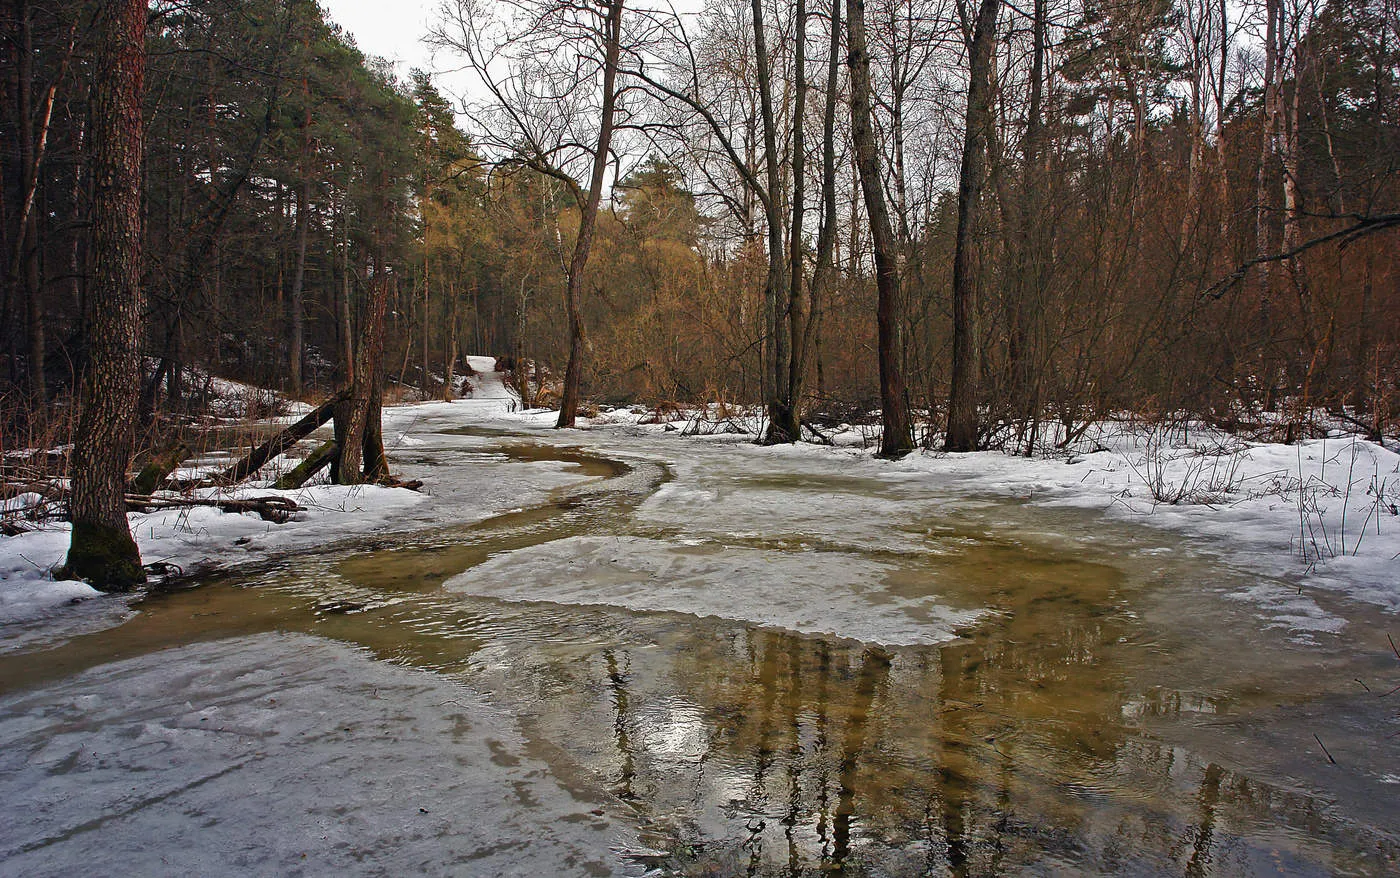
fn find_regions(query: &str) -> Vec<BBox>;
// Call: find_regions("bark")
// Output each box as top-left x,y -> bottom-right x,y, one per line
1009,0 -> 1046,446
1255,0 -> 1281,297
289,102 -> 310,394
12,0 -> 46,399
338,259 -> 390,484
443,288 -> 458,401
944,0 -> 999,453
64,0 -> 147,591
557,0 -> 624,428
363,363 -> 388,482
336,198 -> 354,385
129,444 -> 188,496
800,0 -> 842,402
848,0 -> 913,457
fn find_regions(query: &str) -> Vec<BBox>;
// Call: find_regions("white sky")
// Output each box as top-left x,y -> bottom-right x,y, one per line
321,0 -> 444,78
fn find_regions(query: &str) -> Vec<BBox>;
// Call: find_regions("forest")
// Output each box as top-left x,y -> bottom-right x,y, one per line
4,2 -> 1400,873
1,0 -> 1398,583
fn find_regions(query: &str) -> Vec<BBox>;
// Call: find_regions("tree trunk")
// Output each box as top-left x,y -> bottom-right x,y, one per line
944,0 -> 999,453
363,370 -> 388,482
796,0 -> 842,432
752,0 -> 791,443
14,0 -> 44,400
274,440 -> 338,489
339,264 -> 390,484
557,0 -> 624,428
848,0 -> 913,457
443,287 -> 458,401
1255,0 -> 1281,297
64,0 -> 147,591
289,127 -> 310,395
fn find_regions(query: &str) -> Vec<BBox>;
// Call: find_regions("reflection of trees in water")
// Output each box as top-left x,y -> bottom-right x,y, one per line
535,567 -> 1397,876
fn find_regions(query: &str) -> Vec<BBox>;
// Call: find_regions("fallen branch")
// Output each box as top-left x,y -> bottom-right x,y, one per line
124,493 -> 302,523
129,443 -> 189,495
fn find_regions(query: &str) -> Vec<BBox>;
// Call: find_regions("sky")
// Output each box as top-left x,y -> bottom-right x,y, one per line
321,0 -> 444,79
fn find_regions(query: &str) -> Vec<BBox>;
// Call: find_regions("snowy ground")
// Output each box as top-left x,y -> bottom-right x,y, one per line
2,356 -> 1397,638
2,357 -> 572,633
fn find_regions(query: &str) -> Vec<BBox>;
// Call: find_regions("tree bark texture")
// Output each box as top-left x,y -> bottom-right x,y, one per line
338,267 -> 390,483
557,0 -> 624,428
847,0 -> 913,457
65,0 -> 147,591
765,0 -> 808,445
289,99 -> 310,394
944,0 -> 999,453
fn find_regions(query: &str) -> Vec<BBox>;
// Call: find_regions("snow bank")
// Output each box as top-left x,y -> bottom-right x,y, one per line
562,411 -> 1400,617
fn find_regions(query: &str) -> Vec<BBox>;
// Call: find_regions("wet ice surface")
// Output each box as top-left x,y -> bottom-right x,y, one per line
449,535 -> 984,646
3,394 -> 1400,875
0,633 -> 637,877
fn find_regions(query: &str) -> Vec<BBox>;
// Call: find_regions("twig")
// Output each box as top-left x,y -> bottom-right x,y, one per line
1313,733 -> 1337,765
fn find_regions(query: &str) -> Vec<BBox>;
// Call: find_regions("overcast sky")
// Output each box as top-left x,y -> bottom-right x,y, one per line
321,0 -> 443,78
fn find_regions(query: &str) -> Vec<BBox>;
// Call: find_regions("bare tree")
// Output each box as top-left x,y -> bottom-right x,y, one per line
849,0 -> 914,456
944,0 -> 999,452
433,0 -> 630,428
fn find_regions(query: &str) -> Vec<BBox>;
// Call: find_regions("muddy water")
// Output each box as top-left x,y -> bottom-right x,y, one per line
3,434 -> 1399,876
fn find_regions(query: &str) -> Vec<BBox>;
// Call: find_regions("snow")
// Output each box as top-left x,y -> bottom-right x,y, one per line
2,358 -> 1397,642
0,358 -> 591,635
0,633 -> 640,876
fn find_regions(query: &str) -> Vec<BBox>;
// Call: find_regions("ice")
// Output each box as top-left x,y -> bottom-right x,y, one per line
447,535 -> 984,646
0,633 -> 640,877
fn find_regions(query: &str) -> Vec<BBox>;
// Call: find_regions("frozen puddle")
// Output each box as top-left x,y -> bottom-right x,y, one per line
447,535 -> 986,646
0,633 -> 638,877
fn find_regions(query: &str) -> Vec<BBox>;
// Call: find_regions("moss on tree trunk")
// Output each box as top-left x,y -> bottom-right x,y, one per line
61,521 -> 145,592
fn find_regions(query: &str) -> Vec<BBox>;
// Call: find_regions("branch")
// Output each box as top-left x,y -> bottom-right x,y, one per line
1200,213 -> 1400,301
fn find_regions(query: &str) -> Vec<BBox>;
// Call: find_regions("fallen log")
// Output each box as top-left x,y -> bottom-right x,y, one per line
124,493 -> 302,524
214,388 -> 349,485
129,443 -> 189,495
274,440 -> 337,489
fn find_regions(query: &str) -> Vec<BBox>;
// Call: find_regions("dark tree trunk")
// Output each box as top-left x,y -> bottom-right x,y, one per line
752,0 -> 790,443
14,0 -> 44,400
64,0 -> 147,591
443,287 -> 458,401
289,130 -> 310,394
363,354 -> 388,482
944,0 -> 999,453
557,0 -> 624,428
847,0 -> 913,457
800,0 -> 843,419
339,265 -> 390,484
